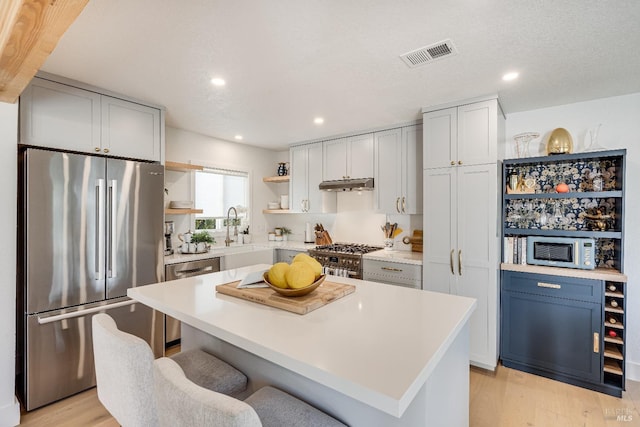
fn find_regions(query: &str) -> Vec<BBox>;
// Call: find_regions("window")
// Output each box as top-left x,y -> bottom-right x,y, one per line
194,167 -> 249,233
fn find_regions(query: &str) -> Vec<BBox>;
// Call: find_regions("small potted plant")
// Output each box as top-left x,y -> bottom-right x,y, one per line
280,227 -> 292,241
191,231 -> 215,252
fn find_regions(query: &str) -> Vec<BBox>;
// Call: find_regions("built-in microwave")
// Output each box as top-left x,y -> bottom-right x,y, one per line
526,236 -> 595,270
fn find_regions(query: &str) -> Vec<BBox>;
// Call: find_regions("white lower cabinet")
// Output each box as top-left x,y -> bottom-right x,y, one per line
362,259 -> 422,289
276,249 -> 304,263
423,164 -> 499,369
221,248 -> 274,270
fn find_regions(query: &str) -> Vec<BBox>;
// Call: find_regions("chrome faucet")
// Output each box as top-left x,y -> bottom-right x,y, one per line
225,206 -> 238,246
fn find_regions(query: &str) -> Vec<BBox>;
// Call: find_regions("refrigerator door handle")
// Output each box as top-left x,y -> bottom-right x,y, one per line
96,179 -> 105,279
37,299 -> 137,325
108,179 -> 117,278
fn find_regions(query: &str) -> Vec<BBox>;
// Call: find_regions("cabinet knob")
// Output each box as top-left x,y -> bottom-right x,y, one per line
458,160 -> 462,165
95,147 -> 101,152
103,148 -> 109,153
450,161 -> 455,166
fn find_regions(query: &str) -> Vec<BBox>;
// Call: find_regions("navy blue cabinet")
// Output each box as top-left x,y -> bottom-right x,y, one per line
501,271 -> 602,384
500,150 -> 627,397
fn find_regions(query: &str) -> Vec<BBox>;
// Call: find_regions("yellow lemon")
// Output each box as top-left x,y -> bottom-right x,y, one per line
267,262 -> 290,288
285,262 -> 316,289
292,253 -> 323,279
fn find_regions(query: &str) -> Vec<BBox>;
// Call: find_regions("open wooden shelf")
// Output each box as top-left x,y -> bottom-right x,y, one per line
165,208 -> 203,215
604,344 -> 624,360
605,291 -> 624,298
263,175 -> 290,183
605,303 -> 624,314
605,321 -> 624,330
603,359 -> 623,375
604,335 -> 624,345
262,209 -> 291,214
165,161 -> 204,172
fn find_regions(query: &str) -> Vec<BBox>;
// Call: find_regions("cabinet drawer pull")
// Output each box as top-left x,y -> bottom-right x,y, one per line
381,266 -> 402,272
396,197 -> 401,213
593,332 -> 599,353
458,250 -> 462,276
537,282 -> 561,289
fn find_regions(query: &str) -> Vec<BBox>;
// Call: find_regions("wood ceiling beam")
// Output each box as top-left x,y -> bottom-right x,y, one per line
0,0 -> 88,104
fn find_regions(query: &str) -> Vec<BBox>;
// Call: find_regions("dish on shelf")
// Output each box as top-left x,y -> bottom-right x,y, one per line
263,272 -> 325,297
267,201 -> 280,210
169,200 -> 194,209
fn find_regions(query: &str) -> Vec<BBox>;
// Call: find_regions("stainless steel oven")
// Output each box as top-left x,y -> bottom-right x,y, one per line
308,243 -> 382,279
164,257 -> 220,346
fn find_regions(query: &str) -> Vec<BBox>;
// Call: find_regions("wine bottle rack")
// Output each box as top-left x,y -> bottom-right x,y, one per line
603,281 -> 626,382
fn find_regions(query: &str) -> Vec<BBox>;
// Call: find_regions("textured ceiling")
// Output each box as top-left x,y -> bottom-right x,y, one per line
41,0 -> 640,150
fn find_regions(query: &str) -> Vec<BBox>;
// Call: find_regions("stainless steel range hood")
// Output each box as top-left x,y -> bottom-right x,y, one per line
319,178 -> 374,191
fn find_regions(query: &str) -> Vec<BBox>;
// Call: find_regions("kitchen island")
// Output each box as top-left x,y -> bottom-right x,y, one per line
128,264 -> 476,427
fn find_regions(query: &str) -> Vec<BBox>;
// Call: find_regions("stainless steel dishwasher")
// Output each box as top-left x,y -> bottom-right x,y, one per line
164,257 -> 221,347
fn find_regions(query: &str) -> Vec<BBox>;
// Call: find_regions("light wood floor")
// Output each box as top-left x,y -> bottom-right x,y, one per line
18,363 -> 640,426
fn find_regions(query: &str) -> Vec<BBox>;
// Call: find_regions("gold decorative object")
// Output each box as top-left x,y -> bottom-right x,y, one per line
583,208 -> 612,231
546,128 -> 573,155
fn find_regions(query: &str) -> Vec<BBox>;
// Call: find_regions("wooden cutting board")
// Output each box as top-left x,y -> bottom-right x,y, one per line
411,229 -> 423,252
216,280 -> 355,315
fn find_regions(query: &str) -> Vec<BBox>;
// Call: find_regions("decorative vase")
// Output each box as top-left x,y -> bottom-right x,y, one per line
513,132 -> 539,158
277,162 -> 288,176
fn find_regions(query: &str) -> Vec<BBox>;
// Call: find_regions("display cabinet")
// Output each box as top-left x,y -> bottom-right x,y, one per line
500,149 -> 627,397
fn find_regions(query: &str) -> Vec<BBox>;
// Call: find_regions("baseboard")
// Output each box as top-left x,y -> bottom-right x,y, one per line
0,396 -> 20,427
626,360 -> 640,382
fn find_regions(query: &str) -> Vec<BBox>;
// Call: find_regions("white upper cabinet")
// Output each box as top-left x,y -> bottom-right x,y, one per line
423,98 -> 499,169
20,77 -> 162,162
101,96 -> 161,161
290,142 -> 335,213
19,78 -> 101,153
374,125 -> 422,214
323,133 -> 374,180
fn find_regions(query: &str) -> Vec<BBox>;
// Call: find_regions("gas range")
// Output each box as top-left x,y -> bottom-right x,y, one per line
308,243 -> 383,279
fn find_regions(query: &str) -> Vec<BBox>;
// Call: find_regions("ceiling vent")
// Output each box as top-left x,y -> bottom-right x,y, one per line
400,39 -> 457,68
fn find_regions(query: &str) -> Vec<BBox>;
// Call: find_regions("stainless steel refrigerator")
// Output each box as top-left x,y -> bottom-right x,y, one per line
17,147 -> 165,411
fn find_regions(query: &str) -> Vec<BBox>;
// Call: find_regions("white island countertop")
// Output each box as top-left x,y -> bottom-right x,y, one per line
128,264 -> 475,422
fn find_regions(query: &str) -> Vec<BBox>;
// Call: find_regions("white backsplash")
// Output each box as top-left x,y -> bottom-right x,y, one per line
265,191 -> 422,250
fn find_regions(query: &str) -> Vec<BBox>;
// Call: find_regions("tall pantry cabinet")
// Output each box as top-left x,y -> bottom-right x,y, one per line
422,97 -> 504,370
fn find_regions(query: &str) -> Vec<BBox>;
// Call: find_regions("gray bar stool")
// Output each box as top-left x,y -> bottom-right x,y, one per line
154,357 -> 348,427
92,313 -> 248,426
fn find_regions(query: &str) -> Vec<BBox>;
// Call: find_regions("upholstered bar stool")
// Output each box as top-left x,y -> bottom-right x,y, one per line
154,357 -> 348,427
92,313 -> 248,426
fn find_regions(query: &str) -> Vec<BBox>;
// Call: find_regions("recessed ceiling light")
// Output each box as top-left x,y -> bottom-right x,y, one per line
502,72 -> 519,81
211,77 -> 226,86
234,135 -> 243,140
314,117 -> 324,125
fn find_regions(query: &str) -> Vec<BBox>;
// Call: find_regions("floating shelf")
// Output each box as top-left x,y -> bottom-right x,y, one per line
165,208 -> 203,215
262,209 -> 291,214
263,175 -> 290,183
165,161 -> 203,172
